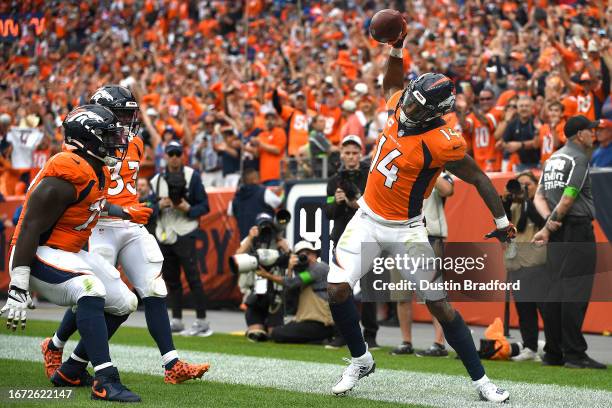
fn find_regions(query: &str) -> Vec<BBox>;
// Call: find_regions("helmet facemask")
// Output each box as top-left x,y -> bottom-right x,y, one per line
397,78 -> 456,127
113,102 -> 140,137
96,126 -> 128,166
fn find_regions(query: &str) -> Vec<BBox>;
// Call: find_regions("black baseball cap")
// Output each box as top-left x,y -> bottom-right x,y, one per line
165,140 -> 183,154
564,115 -> 599,138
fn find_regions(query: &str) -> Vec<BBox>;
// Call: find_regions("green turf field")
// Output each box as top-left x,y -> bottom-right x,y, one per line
0,320 -> 610,407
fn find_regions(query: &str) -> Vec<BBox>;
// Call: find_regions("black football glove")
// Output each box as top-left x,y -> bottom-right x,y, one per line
485,223 -> 517,243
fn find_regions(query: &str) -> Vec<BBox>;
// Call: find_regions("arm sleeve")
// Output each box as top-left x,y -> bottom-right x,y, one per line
283,263 -> 327,289
272,89 -> 283,115
187,170 -> 210,218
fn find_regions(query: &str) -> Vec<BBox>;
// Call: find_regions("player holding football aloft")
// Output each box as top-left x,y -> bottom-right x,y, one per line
42,86 -> 209,387
2,105 -> 142,402
327,16 -> 515,403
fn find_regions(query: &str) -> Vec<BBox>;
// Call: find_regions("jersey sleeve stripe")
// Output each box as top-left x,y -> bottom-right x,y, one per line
407,141 -> 439,219
74,180 -> 96,205
486,113 -> 497,128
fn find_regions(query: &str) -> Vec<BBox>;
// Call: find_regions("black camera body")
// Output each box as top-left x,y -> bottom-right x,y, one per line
165,171 -> 187,205
294,253 -> 309,273
337,168 -> 361,201
505,178 -> 529,201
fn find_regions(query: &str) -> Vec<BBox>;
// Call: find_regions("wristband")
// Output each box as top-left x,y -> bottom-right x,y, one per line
494,215 -> 510,229
10,266 -> 30,291
389,47 -> 403,58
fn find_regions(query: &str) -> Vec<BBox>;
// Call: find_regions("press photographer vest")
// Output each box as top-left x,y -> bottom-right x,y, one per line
295,286 -> 334,326
151,166 -> 199,244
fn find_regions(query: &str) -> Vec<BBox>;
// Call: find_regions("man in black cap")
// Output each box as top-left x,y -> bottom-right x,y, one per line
151,140 -> 211,336
532,115 -> 606,369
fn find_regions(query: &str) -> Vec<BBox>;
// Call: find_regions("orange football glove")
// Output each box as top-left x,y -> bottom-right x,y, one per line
124,203 -> 153,225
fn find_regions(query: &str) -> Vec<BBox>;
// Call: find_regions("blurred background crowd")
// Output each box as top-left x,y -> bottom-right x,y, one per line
1,0 -> 612,198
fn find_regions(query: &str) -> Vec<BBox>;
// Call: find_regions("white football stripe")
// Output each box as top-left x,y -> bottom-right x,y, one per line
1,334 -> 611,408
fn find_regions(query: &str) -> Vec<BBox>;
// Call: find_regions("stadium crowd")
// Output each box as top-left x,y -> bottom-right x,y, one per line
1,0 -> 612,197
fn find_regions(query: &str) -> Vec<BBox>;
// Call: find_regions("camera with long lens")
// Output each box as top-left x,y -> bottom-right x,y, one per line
228,210 -> 292,274
229,248 -> 291,275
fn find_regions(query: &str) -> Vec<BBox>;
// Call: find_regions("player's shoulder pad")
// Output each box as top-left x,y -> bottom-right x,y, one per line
44,151 -> 92,187
386,90 -> 403,111
428,124 -> 466,158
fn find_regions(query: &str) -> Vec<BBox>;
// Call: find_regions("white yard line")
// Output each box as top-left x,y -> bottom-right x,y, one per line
1,335 -> 611,408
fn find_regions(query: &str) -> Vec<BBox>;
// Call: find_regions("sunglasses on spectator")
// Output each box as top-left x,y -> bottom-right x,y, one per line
168,151 -> 182,157
204,121 -> 215,126
479,96 -> 493,101
507,104 -> 517,109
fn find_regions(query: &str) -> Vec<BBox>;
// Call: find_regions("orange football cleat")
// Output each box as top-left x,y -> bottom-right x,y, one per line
41,338 -> 63,379
164,360 -> 210,384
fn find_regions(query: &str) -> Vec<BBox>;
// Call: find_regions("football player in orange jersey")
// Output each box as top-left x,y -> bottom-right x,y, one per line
328,23 -> 515,403
42,85 -> 209,386
1,105 -> 141,402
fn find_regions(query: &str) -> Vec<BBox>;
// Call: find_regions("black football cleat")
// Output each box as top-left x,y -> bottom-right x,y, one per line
51,367 -> 94,387
91,373 -> 141,403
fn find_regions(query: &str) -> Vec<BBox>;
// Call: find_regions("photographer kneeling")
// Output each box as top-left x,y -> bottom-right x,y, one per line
256,241 -> 334,344
231,213 -> 291,342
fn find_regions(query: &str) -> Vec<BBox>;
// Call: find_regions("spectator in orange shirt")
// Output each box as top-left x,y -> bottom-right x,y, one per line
535,101 -> 566,165
339,99 -> 366,153
318,88 -> 344,145
272,89 -> 312,158
560,64 -> 605,121
255,111 -> 287,186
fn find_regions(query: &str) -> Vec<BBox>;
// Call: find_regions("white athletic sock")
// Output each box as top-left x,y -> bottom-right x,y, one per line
93,362 -> 114,372
162,350 -> 179,367
70,352 -> 88,363
52,334 -> 66,349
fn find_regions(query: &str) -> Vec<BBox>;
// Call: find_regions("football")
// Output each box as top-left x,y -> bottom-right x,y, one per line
369,9 -> 405,43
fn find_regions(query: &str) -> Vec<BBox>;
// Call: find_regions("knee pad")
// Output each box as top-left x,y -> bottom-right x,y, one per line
75,275 -> 107,299
143,274 -> 168,298
125,290 -> 138,314
105,287 -> 138,316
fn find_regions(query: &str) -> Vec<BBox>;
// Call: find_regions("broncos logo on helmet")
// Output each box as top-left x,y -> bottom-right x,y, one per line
89,85 -> 140,136
397,73 -> 456,127
63,104 -> 128,166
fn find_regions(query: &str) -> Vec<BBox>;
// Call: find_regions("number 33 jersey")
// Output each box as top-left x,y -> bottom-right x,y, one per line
104,136 -> 143,210
12,151 -> 109,253
361,91 -> 466,222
